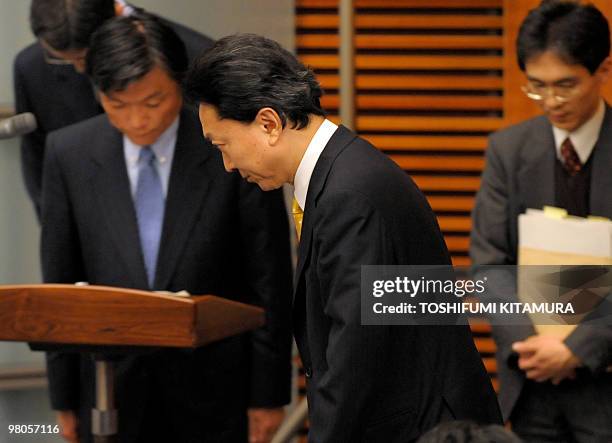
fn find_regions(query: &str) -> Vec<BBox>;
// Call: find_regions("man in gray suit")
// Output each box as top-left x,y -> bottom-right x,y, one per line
471,1 -> 612,441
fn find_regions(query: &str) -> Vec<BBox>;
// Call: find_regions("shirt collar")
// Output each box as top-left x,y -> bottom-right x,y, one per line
123,116 -> 179,167
293,119 -> 338,210
552,99 -> 605,164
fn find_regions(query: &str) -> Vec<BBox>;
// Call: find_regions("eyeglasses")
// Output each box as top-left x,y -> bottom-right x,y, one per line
521,83 -> 579,104
40,42 -> 87,68
42,49 -> 75,66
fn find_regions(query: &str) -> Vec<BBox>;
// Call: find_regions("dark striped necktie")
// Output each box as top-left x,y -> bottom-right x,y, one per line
560,137 -> 582,176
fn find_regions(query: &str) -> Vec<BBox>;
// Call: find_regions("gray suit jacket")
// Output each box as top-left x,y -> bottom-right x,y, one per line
470,107 -> 612,421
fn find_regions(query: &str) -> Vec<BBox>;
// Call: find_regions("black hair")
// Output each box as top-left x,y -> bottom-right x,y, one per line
86,13 -> 188,93
30,0 -> 115,50
184,33 -> 325,130
517,0 -> 610,73
417,421 -> 523,443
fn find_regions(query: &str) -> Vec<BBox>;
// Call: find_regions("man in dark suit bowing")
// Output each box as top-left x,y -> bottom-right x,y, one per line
184,34 -> 502,443
41,16 -> 292,443
15,0 -> 214,217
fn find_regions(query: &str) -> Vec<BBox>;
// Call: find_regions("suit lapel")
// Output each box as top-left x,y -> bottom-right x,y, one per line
590,105 -> 612,218
293,125 -> 357,296
154,108 -> 216,289
518,117 -> 556,211
291,125 -> 357,369
90,119 -> 149,288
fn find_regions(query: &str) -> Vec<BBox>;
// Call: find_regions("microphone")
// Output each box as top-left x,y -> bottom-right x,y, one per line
0,113 -> 37,139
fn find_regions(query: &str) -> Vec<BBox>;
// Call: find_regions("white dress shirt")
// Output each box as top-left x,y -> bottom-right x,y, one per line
123,116 -> 179,199
552,99 -> 605,165
293,119 -> 338,210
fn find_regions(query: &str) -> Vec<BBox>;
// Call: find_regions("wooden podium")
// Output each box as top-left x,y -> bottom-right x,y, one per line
0,284 -> 265,442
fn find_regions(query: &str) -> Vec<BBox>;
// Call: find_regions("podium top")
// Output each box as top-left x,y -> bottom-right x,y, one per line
0,284 -> 264,348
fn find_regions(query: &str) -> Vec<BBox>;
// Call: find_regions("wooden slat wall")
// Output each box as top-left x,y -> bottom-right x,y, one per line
297,0 -> 503,266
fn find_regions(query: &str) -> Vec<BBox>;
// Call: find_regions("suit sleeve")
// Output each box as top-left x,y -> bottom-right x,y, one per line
237,183 -> 293,407
41,134 -> 86,410
470,136 -> 515,266
309,190 -> 392,442
13,56 -> 46,219
470,137 -> 535,364
564,320 -> 612,373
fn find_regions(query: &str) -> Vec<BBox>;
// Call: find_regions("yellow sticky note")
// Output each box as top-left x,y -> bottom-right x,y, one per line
543,206 -> 568,219
587,215 -> 611,222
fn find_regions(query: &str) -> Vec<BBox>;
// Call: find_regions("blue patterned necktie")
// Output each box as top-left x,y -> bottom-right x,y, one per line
135,146 -> 164,288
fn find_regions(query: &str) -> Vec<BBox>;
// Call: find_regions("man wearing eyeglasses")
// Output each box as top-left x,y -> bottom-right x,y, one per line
13,0 -> 213,218
471,1 -> 612,442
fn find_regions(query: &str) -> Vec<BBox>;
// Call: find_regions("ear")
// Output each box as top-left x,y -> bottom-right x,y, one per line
254,107 -> 283,144
596,56 -> 612,83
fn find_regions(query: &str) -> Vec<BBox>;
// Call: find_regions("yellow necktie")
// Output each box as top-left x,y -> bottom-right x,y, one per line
291,197 -> 304,240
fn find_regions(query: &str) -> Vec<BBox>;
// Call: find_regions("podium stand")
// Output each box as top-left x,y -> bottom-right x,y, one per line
0,284 -> 265,442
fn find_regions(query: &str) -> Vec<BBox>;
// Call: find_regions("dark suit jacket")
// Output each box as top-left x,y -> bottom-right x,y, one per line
292,126 -> 501,443
470,107 -> 612,421
41,108 -> 293,443
13,10 -> 213,217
